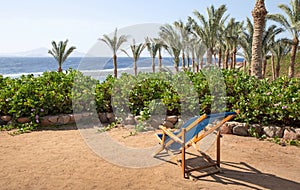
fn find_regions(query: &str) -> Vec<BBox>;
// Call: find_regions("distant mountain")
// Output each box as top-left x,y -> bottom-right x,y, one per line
0,47 -> 85,57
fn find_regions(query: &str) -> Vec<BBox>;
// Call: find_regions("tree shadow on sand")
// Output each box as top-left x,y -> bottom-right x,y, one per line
190,161 -> 300,190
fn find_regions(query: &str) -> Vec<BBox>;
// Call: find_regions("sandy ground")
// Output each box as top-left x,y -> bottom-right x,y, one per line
0,125 -> 299,190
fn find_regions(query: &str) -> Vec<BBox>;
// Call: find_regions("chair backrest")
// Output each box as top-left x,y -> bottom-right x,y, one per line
169,112 -> 237,150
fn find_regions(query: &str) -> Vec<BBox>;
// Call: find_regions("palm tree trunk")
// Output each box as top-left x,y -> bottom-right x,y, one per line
276,58 -> 281,78
233,48 -> 237,69
262,57 -> 267,78
187,54 -> 190,68
288,37 -> 299,78
200,58 -> 204,69
113,54 -> 117,78
224,50 -> 229,69
206,48 -> 213,65
182,52 -> 186,69
271,54 -> 275,80
243,60 -> 247,73
134,59 -> 137,76
230,53 -> 234,69
218,49 -> 222,68
192,54 -> 195,72
58,66 -> 62,72
174,57 -> 179,72
213,52 -> 217,66
152,57 -> 155,73
158,49 -> 162,71
251,0 -> 267,79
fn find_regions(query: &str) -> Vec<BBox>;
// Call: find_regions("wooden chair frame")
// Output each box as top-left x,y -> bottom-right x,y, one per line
154,111 -> 239,178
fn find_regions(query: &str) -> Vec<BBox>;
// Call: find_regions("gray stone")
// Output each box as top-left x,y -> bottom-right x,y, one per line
283,128 -> 300,140
124,115 -> 136,125
162,120 -> 174,128
220,122 -> 233,134
0,118 -> 7,125
57,116 -> 65,124
134,116 -> 143,123
149,118 -> 162,129
73,113 -> 83,121
165,116 -> 178,124
82,112 -> 92,117
106,112 -> 115,123
1,115 -> 12,122
98,113 -> 108,123
48,116 -> 59,123
233,124 -> 248,136
249,124 -> 263,136
62,115 -> 71,124
69,114 -> 75,123
263,126 -> 284,138
17,117 -> 31,124
40,116 -> 53,126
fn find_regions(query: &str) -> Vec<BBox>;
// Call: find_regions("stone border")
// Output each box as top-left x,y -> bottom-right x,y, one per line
1,114 -> 299,141
221,121 -> 300,141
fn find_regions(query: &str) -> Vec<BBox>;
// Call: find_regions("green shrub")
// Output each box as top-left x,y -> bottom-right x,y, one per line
0,69 -> 299,129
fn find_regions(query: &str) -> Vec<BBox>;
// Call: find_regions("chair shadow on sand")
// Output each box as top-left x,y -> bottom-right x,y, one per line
185,154 -> 300,190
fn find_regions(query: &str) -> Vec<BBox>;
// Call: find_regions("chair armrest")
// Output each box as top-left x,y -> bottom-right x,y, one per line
159,126 -> 184,144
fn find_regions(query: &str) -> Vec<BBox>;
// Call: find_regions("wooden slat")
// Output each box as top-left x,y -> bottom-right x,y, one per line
192,114 -> 236,143
159,126 -> 183,144
164,114 -> 207,148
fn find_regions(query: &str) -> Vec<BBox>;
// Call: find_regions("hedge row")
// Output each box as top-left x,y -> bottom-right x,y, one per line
0,68 -> 299,127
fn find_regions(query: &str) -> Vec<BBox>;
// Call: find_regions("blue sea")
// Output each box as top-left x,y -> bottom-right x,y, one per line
0,57 -> 244,78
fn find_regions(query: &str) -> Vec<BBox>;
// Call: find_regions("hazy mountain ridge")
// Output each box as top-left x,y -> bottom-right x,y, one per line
0,47 -> 85,57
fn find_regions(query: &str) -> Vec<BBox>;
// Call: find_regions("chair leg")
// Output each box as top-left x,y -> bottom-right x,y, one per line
182,128 -> 186,178
216,131 -> 221,167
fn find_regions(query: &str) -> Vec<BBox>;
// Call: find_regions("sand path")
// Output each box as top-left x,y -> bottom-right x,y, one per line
0,125 -> 299,190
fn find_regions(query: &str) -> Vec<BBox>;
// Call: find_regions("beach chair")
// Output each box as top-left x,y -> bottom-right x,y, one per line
154,111 -> 239,178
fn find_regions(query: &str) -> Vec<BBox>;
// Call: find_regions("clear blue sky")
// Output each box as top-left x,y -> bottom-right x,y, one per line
0,0 -> 289,53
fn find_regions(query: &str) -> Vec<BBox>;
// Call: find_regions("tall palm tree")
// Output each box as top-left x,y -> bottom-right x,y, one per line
99,28 -> 128,78
159,24 -> 182,72
261,25 -> 284,78
267,0 -> 300,78
251,0 -> 268,79
154,38 -> 165,70
225,18 -> 244,69
174,20 -> 191,70
145,37 -> 163,73
193,5 -> 228,65
122,39 -> 146,76
48,39 -> 76,72
238,17 -> 253,73
194,40 -> 207,71
270,38 -> 292,79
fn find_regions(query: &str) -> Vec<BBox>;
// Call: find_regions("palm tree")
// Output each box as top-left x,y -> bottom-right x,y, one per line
145,37 -> 163,73
48,39 -> 76,72
225,18 -> 244,69
174,20 -> 191,70
193,5 -> 228,65
270,39 -> 292,79
159,24 -> 182,72
238,17 -> 253,73
99,28 -> 128,78
261,25 -> 284,78
267,0 -> 300,78
122,39 -> 146,76
155,38 -> 165,70
194,40 -> 207,71
251,0 -> 268,79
